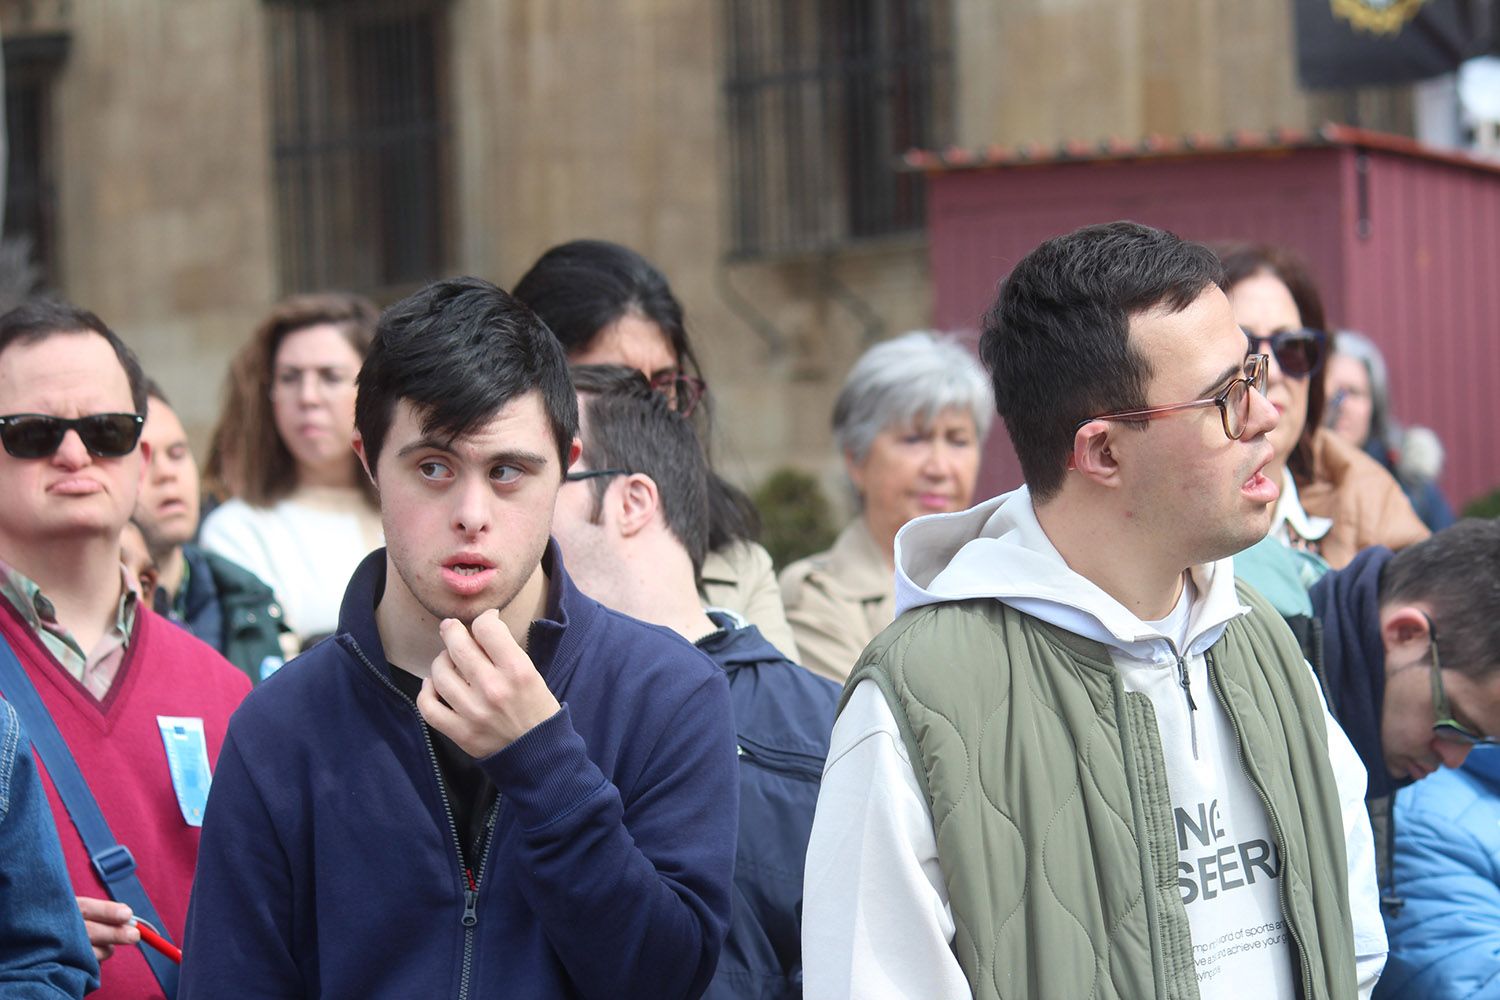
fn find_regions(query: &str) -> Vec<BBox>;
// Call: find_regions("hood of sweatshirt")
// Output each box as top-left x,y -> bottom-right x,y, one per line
893,486 -> 1252,666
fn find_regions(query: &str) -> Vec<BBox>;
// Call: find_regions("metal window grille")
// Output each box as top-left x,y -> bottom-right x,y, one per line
2,33 -> 69,291
266,0 -> 451,296
723,0 -> 952,259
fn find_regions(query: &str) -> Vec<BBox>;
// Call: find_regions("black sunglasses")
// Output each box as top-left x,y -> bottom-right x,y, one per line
0,413 -> 144,459
1242,327 -> 1328,379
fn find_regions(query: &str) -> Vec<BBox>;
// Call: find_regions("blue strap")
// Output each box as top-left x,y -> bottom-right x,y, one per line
0,637 -> 179,997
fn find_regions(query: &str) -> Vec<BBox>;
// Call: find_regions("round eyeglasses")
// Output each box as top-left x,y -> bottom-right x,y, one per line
1075,354 -> 1268,441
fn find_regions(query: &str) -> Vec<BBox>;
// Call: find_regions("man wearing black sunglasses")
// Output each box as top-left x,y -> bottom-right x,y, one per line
0,301 -> 249,1000
1308,519 -> 1500,910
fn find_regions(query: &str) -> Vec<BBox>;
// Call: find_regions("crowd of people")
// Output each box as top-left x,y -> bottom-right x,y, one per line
0,226 -> 1494,1000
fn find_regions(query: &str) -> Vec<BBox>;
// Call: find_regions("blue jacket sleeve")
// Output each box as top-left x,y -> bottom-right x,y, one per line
1378,796 -> 1500,999
0,700 -> 100,1000
481,669 -> 739,1000
178,729 -> 302,999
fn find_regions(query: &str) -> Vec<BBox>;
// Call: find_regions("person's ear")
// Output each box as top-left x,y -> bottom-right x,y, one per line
566,436 -> 582,473
135,439 -> 153,488
843,450 -> 867,499
615,473 -> 660,540
1070,421 -> 1121,488
1380,604 -> 1432,658
351,432 -> 377,486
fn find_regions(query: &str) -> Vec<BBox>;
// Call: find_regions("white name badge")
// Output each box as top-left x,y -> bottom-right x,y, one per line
156,716 -> 212,827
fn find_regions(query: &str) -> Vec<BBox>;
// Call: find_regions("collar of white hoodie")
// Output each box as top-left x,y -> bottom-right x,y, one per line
893,486 -> 1253,668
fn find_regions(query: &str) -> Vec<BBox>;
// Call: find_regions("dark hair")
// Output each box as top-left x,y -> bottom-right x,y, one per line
0,299 -> 148,413
979,221 -> 1223,502
210,291 -> 379,507
1382,518 -> 1500,679
1216,243 -> 1331,487
143,377 -> 170,407
571,364 -> 710,575
513,239 -> 760,551
355,276 -> 578,474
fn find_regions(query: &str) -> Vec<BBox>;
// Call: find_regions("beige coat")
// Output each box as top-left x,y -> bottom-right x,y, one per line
700,539 -> 801,661
778,520 -> 894,683
1298,428 -> 1430,569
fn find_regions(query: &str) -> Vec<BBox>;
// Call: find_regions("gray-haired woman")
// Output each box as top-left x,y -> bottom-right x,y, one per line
779,331 -> 993,682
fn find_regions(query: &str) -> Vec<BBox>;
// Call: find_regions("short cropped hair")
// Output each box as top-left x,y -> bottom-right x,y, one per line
355,277 -> 578,474
570,364 -> 709,576
0,299 -> 147,413
1382,518 -> 1500,678
833,331 -> 994,469
980,221 -> 1223,502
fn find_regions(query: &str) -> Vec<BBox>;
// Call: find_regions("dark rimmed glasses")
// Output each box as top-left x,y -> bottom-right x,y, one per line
0,412 -> 144,459
1242,327 -> 1327,379
1076,354 -> 1268,441
1424,612 -> 1499,747
648,372 -> 707,418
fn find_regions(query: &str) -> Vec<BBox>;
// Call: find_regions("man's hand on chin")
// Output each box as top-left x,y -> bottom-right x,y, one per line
417,609 -> 561,758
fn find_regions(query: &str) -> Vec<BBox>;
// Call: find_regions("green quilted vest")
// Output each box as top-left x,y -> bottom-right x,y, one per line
846,584 -> 1356,1000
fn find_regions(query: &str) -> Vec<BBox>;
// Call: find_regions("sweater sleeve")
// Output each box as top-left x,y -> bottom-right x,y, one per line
1378,794 -> 1500,1000
480,671 -> 739,1000
178,729 -> 301,999
802,680 -> 972,1000
0,702 -> 101,999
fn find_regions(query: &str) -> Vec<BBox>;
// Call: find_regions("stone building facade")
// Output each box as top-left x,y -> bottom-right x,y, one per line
0,0 -> 1412,518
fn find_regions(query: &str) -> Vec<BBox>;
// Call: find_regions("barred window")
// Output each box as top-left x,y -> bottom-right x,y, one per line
723,0 -> 953,259
266,0 -> 451,296
2,32 -> 69,292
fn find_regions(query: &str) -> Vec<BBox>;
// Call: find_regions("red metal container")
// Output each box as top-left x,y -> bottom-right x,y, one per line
919,125 -> 1500,508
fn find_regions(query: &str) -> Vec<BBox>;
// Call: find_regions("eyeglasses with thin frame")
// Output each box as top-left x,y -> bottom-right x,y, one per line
1422,611 -> 1499,747
0,413 -> 145,459
269,366 -> 357,400
647,372 -> 707,418
564,467 -> 631,483
1241,327 -> 1327,379
1075,354 -> 1268,441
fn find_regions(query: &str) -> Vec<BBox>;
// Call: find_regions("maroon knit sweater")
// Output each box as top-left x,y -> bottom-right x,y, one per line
0,601 -> 250,1000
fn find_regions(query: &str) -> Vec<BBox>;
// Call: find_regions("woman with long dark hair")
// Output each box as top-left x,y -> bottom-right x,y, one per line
1218,244 -> 1427,574
514,240 -> 798,657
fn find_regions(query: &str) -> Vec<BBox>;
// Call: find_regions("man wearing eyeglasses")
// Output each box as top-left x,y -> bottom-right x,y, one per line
1307,519 -> 1500,910
803,222 -> 1385,999
0,301 -> 250,1000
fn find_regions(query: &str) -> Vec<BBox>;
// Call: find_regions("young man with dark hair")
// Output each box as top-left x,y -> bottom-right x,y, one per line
1308,518 -> 1500,905
180,278 -> 739,999
803,222 -> 1385,999
0,300 -> 250,1000
133,381 -> 292,683
555,365 -> 839,999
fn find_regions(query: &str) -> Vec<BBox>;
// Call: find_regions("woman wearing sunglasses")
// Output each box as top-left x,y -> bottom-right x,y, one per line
1218,244 -> 1427,578
513,239 -> 800,659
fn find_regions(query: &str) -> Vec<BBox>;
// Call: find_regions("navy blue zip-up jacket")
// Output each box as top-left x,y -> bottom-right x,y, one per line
697,612 -> 839,1000
179,546 -> 738,1000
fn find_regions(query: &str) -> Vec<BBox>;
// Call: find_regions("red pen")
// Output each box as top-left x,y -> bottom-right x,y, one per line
130,916 -> 182,964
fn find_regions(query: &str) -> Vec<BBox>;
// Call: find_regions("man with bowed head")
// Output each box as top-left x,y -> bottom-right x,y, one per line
803,222 -> 1385,999
180,277 -> 739,999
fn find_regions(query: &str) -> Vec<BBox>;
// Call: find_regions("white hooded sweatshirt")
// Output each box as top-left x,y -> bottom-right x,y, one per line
802,488 -> 1386,1000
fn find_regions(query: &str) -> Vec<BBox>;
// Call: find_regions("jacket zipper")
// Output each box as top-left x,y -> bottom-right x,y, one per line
1165,640 -> 1200,760
1207,650 -> 1315,998
735,738 -> 824,782
346,638 -> 500,1000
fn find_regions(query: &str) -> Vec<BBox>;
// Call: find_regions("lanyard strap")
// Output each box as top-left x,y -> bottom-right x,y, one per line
0,637 -> 179,997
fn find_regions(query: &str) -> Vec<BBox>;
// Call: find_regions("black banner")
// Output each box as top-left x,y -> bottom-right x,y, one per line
1295,0 -> 1499,88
